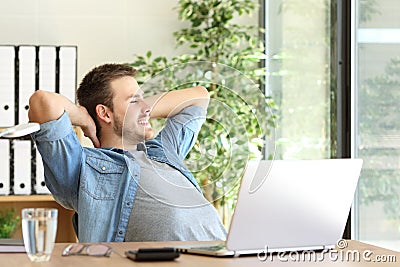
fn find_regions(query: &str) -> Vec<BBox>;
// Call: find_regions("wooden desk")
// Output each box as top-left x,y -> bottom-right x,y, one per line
0,240 -> 399,266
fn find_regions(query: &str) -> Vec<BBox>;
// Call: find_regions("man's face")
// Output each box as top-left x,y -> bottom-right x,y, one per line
110,76 -> 154,145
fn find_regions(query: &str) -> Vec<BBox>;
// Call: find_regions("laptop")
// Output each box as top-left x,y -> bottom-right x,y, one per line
175,159 -> 363,257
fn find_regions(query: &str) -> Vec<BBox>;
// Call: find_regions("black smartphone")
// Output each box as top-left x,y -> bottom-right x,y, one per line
125,247 -> 180,261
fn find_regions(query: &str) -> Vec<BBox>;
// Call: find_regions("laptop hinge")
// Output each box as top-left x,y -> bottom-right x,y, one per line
233,251 -> 241,258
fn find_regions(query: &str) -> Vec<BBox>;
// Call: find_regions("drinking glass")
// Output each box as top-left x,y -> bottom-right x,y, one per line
21,208 -> 58,262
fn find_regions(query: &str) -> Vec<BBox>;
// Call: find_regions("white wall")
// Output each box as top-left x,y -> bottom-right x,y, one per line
0,0 -> 183,80
1,0 -> 258,83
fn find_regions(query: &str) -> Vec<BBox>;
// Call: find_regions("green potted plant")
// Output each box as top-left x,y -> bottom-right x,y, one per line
127,0 -> 276,224
0,208 -> 20,238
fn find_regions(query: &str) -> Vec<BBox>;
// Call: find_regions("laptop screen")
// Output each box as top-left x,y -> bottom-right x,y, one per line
226,159 -> 363,252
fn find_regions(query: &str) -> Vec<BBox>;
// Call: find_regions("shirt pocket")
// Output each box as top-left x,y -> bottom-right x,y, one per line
82,156 -> 125,200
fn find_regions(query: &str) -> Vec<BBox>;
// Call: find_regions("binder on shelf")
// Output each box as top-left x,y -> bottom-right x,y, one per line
0,139 -> 10,195
34,149 -> 50,194
38,46 -> 57,92
59,46 -> 77,103
13,140 -> 32,195
18,46 -> 36,124
0,46 -> 15,127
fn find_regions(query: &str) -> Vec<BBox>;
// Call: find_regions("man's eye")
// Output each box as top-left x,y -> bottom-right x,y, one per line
130,100 -> 138,103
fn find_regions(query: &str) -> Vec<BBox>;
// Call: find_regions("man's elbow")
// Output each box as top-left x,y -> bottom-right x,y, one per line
28,90 -> 58,123
194,86 -> 210,109
196,86 -> 210,98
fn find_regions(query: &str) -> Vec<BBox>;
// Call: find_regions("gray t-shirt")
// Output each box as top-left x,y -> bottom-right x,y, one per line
124,147 -> 227,242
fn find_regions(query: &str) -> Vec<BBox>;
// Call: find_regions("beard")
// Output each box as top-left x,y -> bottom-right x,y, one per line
114,114 -> 155,145
113,113 -> 123,137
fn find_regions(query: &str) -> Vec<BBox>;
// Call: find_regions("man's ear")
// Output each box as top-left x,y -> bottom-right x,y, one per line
96,104 -> 112,124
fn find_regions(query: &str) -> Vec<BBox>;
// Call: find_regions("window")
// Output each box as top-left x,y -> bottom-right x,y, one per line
265,0 -> 400,250
265,0 -> 334,160
352,0 -> 400,250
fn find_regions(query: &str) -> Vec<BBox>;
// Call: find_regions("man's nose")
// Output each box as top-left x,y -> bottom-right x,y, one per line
142,102 -> 151,114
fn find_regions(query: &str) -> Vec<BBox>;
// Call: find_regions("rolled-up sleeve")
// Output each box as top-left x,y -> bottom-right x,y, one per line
156,106 -> 207,160
31,112 -> 83,210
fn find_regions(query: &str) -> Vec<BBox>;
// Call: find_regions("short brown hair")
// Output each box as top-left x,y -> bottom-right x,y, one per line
76,63 -> 137,138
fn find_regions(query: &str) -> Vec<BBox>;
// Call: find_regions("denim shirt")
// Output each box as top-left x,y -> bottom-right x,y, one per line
32,106 -> 205,242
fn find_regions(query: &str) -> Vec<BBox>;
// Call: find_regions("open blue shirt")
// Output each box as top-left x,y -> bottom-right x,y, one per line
32,106 -> 205,242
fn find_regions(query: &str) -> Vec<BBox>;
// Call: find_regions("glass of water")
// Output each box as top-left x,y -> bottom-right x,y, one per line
21,208 -> 58,262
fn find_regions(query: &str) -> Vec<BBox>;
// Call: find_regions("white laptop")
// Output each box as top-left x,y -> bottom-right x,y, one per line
175,159 -> 363,257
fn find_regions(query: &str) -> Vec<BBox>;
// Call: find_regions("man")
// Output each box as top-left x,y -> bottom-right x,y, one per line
29,63 -> 226,242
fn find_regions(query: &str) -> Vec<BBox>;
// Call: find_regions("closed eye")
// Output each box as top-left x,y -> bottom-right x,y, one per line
130,97 -> 145,104
130,93 -> 144,104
